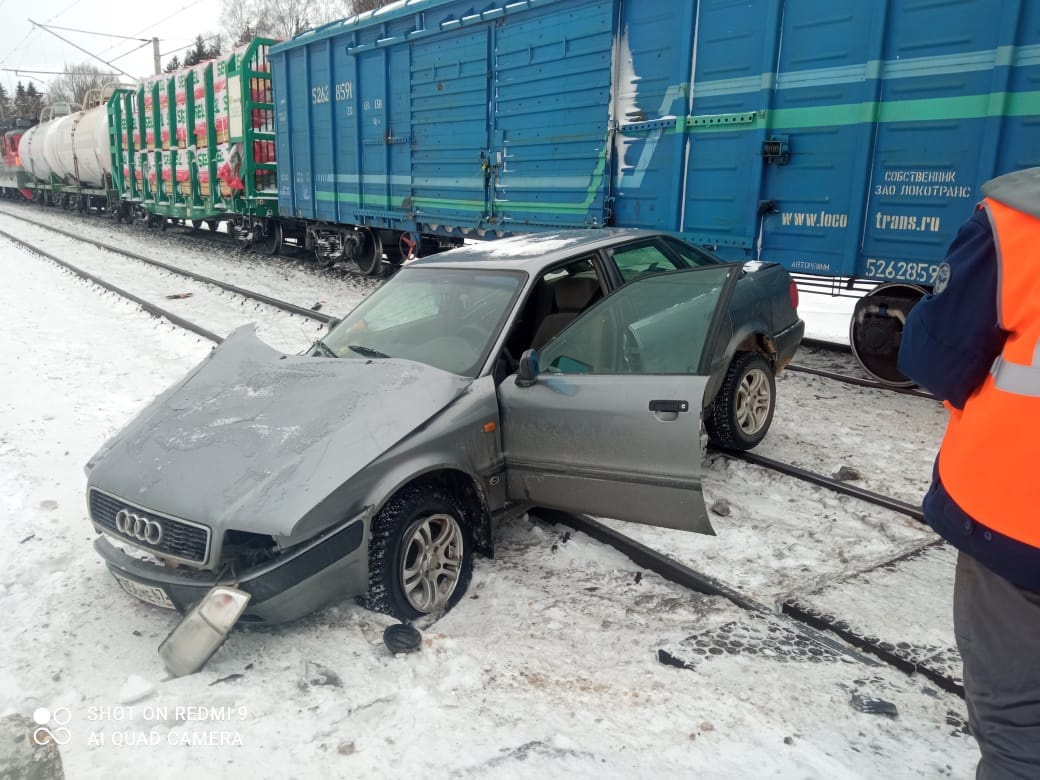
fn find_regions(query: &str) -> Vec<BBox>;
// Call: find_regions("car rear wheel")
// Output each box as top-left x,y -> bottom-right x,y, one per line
705,351 -> 775,451
362,486 -> 473,621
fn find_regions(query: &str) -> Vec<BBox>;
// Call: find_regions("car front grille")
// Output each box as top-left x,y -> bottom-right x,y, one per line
89,489 -> 210,565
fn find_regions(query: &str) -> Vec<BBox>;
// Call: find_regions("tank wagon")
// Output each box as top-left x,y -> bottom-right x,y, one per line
107,38 -> 283,249
16,89 -> 127,213
268,0 -> 1040,383
0,117 -> 34,199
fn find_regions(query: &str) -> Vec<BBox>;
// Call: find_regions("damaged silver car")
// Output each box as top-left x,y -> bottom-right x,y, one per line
85,229 -> 803,633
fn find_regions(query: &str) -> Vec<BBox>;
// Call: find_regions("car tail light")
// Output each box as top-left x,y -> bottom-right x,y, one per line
789,280 -> 800,310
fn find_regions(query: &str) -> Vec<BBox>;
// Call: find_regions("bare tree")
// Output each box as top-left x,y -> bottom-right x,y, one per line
221,0 -> 355,42
348,0 -> 396,14
47,63 -> 113,107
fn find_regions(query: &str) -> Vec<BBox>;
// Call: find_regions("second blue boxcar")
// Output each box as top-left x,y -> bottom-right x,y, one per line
270,0 -> 1040,380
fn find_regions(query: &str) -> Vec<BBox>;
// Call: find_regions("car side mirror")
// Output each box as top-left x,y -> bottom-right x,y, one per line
515,349 -> 540,387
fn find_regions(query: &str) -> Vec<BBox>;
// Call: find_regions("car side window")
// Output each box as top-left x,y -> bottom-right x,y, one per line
539,266 -> 736,376
662,236 -> 721,267
608,241 -> 684,283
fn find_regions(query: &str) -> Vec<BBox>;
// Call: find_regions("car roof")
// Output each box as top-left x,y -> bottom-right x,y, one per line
405,228 -> 673,273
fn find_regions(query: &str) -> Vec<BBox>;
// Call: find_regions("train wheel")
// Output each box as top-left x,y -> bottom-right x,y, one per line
259,220 -> 282,255
356,229 -> 383,276
206,219 -> 219,232
849,283 -> 926,387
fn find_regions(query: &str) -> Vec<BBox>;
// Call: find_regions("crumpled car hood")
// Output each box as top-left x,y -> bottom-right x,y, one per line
86,325 -> 470,537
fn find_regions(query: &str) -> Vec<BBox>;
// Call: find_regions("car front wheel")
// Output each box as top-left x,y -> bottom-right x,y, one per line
362,486 -> 473,621
705,351 -> 776,451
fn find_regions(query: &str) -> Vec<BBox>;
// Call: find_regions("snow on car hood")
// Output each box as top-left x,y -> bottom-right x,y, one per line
86,325 -> 470,537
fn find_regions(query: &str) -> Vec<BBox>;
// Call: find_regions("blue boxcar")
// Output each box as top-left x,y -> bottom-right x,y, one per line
270,0 -> 1040,285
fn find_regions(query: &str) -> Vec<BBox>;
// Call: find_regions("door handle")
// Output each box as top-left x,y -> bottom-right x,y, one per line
648,400 -> 689,414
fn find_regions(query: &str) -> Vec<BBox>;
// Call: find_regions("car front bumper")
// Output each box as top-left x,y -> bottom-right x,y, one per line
94,515 -> 369,624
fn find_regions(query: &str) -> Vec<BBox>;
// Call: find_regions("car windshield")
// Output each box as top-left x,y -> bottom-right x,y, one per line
320,267 -> 525,377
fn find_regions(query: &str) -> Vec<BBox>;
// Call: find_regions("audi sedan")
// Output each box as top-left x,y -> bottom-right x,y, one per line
85,229 -> 802,627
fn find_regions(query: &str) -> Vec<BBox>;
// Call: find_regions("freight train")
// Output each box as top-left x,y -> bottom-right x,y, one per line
9,0 -> 1040,385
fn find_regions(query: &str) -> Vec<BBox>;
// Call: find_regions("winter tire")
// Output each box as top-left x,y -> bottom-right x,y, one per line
705,351 -> 775,451
362,486 -> 473,621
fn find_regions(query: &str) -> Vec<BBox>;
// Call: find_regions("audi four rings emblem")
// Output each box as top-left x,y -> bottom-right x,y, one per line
114,509 -> 163,545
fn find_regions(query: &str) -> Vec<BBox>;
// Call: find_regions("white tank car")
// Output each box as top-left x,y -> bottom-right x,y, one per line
18,88 -> 118,188
18,104 -> 78,183
51,103 -> 111,187
45,112 -> 79,180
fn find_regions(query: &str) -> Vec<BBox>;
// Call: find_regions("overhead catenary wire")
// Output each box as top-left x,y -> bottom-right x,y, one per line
159,34 -> 222,60
95,0 -> 208,58
0,0 -> 82,71
108,39 -> 155,64
2,68 -> 119,76
27,19 -> 135,79
26,23 -> 149,41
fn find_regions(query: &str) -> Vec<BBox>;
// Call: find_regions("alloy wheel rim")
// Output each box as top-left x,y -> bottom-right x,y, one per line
400,513 -> 464,613
735,367 -> 771,435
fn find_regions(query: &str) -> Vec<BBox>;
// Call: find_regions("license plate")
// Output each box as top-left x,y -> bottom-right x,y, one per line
112,573 -> 176,610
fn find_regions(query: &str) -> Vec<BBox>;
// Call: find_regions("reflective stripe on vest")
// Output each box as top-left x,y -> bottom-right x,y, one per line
991,341 -> 1040,397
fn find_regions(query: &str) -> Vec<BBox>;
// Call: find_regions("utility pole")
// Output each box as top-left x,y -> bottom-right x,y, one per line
153,37 -> 160,75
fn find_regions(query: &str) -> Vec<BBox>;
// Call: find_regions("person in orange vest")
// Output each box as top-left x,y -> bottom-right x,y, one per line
899,166 -> 1040,779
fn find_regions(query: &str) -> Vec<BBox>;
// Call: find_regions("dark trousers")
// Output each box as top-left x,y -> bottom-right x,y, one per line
954,551 -> 1040,779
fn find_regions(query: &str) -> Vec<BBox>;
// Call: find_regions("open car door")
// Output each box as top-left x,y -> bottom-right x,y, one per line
497,264 -> 740,533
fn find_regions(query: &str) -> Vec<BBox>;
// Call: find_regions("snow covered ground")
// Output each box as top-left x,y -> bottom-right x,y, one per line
0,214 -> 976,778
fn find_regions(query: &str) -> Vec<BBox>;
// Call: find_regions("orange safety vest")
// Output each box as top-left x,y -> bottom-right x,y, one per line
938,196 -> 1040,549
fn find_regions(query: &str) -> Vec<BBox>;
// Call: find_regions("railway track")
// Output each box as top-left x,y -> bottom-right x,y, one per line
547,450 -> 961,698
6,216 -> 959,697
1,213 -> 336,324
0,200 -> 385,285
788,338 -> 936,399
0,224 -> 332,353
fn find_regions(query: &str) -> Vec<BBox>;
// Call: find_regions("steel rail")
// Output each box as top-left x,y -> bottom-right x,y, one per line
719,449 -> 924,521
786,363 -> 936,399
0,208 -> 337,324
0,199 -> 383,287
540,448 -> 964,696
1,229 -> 223,344
543,510 -> 963,698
